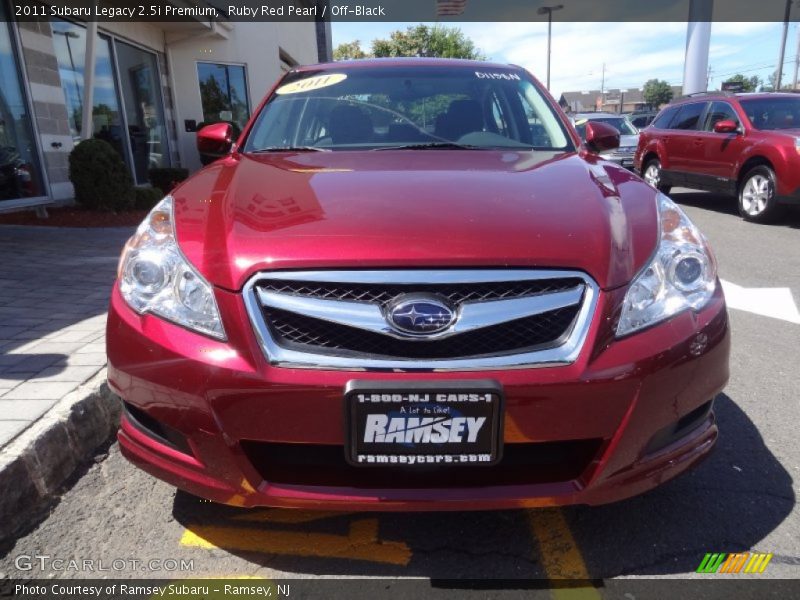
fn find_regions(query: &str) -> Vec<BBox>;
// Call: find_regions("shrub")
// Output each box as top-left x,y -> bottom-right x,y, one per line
133,186 -> 164,211
68,138 -> 135,212
148,167 -> 189,195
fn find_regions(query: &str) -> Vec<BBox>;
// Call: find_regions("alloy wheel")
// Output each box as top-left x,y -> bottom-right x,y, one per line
741,174 -> 771,216
644,163 -> 661,188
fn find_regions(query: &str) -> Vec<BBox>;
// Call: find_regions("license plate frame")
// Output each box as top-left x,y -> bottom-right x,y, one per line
344,380 -> 504,468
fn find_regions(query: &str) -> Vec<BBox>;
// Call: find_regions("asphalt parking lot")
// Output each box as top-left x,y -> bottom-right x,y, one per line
0,189 -> 798,585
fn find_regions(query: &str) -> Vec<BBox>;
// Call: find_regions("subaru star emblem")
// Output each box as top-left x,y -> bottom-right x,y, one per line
387,295 -> 456,336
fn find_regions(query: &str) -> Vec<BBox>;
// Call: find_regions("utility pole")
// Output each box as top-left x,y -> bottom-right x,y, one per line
537,4 -> 564,90
600,63 -> 606,111
775,0 -> 792,90
793,23 -> 800,90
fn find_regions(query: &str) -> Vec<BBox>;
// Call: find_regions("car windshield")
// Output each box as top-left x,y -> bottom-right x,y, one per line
739,97 -> 800,130
574,116 -> 638,138
243,65 -> 573,152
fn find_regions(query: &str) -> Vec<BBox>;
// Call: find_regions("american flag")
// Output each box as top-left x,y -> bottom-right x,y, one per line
436,0 -> 467,17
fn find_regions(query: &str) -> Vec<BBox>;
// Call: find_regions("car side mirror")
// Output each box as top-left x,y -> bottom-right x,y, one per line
584,121 -> 620,153
197,122 -> 234,165
713,120 -> 739,134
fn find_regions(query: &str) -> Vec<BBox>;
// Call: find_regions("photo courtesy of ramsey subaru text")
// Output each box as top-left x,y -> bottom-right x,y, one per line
106,59 -> 730,511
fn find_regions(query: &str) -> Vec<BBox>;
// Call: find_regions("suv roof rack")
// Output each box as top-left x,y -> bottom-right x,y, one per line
672,89 -> 800,103
673,91 -> 737,102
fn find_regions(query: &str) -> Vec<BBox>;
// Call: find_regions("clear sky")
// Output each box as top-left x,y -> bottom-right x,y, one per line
332,21 -> 797,98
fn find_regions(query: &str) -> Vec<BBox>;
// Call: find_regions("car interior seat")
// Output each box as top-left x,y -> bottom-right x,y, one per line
435,99 -> 484,140
328,105 -> 374,145
768,108 -> 793,129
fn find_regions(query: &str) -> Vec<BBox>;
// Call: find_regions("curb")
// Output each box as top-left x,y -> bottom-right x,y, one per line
0,370 -> 120,547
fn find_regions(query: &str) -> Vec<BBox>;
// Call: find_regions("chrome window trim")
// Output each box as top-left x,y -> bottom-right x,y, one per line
242,269 -> 599,372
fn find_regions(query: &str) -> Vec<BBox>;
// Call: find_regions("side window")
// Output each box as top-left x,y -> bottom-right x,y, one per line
671,103 -> 706,130
651,106 -> 678,129
703,102 -> 740,131
197,62 -> 250,134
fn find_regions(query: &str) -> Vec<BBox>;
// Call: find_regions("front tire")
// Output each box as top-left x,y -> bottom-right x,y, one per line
738,166 -> 786,223
642,159 -> 672,194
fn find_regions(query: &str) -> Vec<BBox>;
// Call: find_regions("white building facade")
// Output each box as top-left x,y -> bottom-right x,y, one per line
0,1 -> 329,212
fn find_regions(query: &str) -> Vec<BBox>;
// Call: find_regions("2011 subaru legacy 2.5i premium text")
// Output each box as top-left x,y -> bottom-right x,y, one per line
107,59 -> 729,511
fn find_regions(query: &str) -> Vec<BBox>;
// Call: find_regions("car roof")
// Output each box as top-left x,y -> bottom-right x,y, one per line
669,91 -> 800,106
573,113 -> 628,119
294,57 -> 520,72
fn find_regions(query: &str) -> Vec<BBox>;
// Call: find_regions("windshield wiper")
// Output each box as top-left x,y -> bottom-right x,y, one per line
374,142 -> 479,151
249,146 -> 329,153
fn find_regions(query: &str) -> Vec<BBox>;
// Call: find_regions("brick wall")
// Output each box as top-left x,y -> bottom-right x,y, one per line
16,18 -> 74,203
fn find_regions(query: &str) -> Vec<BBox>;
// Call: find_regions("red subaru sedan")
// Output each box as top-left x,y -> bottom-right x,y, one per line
107,59 -> 729,511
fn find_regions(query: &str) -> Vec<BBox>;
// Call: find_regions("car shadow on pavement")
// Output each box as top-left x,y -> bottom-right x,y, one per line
672,190 -> 800,228
171,392 -> 794,580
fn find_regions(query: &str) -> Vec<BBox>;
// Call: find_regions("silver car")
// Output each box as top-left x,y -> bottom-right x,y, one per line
572,113 -> 639,169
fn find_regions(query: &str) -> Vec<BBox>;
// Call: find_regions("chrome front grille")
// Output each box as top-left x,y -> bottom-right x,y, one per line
609,147 -> 636,159
257,278 -> 583,307
243,270 -> 598,371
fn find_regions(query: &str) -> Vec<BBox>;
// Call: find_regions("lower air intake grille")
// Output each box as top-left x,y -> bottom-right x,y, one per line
240,440 -> 604,488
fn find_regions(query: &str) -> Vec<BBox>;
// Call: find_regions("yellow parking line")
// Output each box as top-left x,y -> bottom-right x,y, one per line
180,517 -> 411,566
528,508 -> 602,600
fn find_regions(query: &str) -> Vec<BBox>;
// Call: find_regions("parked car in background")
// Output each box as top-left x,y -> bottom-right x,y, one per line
108,58 -> 729,511
573,112 -> 639,168
635,91 -> 800,223
629,110 -> 658,129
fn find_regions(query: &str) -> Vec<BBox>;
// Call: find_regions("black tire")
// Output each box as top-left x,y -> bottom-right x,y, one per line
737,165 -> 786,224
642,159 -> 672,194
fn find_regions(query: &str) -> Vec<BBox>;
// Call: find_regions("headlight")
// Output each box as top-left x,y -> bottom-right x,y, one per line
118,196 -> 226,340
616,193 -> 717,337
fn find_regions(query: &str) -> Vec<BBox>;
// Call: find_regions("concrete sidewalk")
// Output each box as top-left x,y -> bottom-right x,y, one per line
0,225 -> 130,444
0,225 -> 131,543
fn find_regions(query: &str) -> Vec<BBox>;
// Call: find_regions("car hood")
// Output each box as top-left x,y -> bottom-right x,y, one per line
619,134 -> 640,148
172,150 -> 659,291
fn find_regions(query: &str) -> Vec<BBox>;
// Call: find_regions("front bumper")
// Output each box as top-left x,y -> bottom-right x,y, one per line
107,282 -> 730,510
600,151 -> 636,170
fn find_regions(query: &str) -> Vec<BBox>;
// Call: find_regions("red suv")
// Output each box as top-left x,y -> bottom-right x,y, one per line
635,92 -> 800,223
107,59 -> 729,510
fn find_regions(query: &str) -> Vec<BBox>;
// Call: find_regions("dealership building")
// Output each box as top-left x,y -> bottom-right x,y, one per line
0,2 -> 330,212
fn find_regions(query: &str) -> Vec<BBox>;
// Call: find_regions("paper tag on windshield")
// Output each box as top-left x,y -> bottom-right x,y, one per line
276,73 -> 347,95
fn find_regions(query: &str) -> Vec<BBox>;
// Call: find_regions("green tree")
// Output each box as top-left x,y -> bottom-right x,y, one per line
199,74 -> 227,123
724,73 -> 761,92
765,69 -> 792,91
642,79 -> 674,108
371,25 -> 485,60
333,40 -> 368,61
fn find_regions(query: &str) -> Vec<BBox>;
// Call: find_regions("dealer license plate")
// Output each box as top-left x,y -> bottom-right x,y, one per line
345,381 -> 503,467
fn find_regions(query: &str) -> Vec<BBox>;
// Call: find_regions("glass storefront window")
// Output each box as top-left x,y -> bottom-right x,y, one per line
51,20 -> 127,162
51,19 -> 170,184
115,41 -> 169,183
0,6 -> 44,200
197,62 -> 250,135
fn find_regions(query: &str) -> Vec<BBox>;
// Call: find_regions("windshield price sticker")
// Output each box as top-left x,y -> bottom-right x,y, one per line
276,73 -> 348,95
